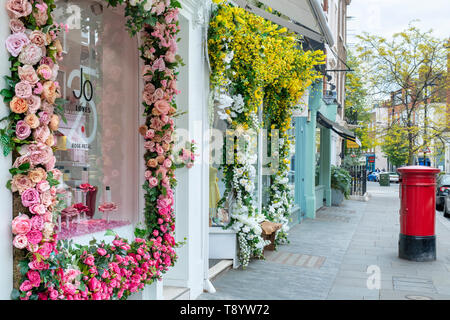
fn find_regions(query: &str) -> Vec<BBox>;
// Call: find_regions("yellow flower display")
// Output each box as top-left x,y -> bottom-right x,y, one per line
209,1 -> 325,264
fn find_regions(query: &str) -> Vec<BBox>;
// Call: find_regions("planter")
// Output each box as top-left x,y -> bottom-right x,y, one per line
209,227 -> 239,268
331,188 -> 345,206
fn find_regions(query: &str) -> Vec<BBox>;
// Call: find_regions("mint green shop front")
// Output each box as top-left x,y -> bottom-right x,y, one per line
292,80 -> 339,223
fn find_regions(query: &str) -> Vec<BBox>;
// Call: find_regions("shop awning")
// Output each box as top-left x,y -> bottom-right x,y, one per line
234,0 -> 334,46
317,112 -> 358,143
347,137 -> 362,149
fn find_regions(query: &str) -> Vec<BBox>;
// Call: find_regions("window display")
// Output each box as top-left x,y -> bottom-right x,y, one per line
53,0 -> 139,238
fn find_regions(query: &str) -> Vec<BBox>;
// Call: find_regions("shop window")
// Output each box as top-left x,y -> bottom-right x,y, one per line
53,0 -> 139,238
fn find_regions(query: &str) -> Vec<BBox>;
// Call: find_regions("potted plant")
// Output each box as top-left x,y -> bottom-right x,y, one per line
331,165 -> 352,206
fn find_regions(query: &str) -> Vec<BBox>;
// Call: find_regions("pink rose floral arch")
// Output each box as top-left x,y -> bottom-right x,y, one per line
1,0 -> 190,300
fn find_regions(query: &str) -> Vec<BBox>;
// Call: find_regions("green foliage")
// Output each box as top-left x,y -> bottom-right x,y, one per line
330,165 -> 352,197
381,125 -> 410,167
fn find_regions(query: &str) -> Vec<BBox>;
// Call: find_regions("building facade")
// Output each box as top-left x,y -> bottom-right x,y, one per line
0,0 -> 353,300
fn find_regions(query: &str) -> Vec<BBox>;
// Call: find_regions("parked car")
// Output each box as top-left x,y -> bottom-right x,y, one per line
367,172 -> 379,182
436,174 -> 450,212
388,172 -> 399,183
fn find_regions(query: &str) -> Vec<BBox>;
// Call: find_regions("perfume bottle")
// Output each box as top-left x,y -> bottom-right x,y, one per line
105,186 -> 111,202
63,169 -> 70,182
82,167 -> 88,184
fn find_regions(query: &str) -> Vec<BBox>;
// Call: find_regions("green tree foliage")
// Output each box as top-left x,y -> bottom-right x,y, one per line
381,125 -> 410,167
356,23 -> 448,165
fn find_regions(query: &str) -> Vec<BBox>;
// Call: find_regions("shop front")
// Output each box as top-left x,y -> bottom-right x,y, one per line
0,0 -> 211,300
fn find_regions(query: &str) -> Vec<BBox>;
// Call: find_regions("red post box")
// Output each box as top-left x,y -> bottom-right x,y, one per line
397,166 -> 440,261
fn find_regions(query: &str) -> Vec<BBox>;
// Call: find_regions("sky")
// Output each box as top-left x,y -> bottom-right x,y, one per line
347,0 -> 450,47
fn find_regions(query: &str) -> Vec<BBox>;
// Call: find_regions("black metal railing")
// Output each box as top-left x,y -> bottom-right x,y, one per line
349,165 -> 367,196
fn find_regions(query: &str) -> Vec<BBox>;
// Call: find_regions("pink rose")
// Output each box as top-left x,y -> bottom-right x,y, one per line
144,170 -> 152,180
40,190 -> 53,207
12,214 -> 32,235
12,155 -> 31,169
9,18 -> 25,33
36,180 -> 50,193
18,65 -> 39,84
145,129 -> 155,140
33,8 -> 48,26
143,90 -> 154,105
15,80 -> 32,99
27,230 -> 43,245
6,0 -> 32,18
28,142 -> 53,166
29,30 -> 47,47
151,1 -> 166,15
97,248 -> 107,256
38,111 -> 51,126
88,276 -> 101,291
40,57 -> 54,68
84,255 -> 95,266
29,203 -> 46,215
37,64 -> 52,80
154,100 -> 171,115
27,270 -> 41,287
163,158 -> 172,168
18,43 -> 43,66
152,57 -> 166,72
33,82 -> 43,95
144,141 -> 155,151
33,125 -> 50,143
153,88 -> 164,101
26,95 -> 41,114
144,83 -> 155,94
11,173 -> 33,194
155,143 -> 164,155
165,52 -> 176,63
142,65 -> 153,81
37,242 -> 53,259
49,168 -> 62,181
19,280 -> 33,292
21,188 -> 40,207
149,177 -> 158,188
30,215 -> 44,230
28,259 -> 48,271
13,234 -> 28,249
15,120 -> 31,140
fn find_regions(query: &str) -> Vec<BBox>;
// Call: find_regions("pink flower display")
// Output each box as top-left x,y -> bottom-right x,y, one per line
6,0 -> 181,301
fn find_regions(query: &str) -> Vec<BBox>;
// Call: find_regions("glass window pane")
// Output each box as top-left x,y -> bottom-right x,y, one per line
53,1 -> 139,238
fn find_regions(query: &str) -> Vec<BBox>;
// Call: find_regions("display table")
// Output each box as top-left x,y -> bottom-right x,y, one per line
57,220 -> 134,245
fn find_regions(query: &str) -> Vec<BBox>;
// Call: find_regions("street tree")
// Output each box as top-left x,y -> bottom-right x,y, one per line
381,124 -> 410,167
345,51 -> 375,152
356,23 -> 449,165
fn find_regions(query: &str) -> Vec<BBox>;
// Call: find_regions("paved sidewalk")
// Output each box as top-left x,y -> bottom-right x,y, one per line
198,182 -> 450,300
